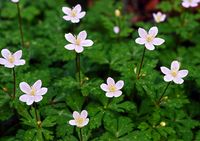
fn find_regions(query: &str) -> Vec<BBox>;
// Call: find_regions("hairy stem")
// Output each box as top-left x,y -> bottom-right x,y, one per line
76,53 -> 81,87
17,3 -> 25,48
137,47 -> 146,79
33,103 -> 41,128
79,128 -> 83,141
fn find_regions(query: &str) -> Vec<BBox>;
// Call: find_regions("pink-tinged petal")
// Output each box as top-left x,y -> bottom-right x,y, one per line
160,67 -> 170,75
34,95 -> 43,102
164,75 -> 173,82
14,60 -> 25,65
153,38 -> 165,45
4,62 -> 15,68
171,60 -> 180,71
65,44 -> 75,50
19,94 -> 29,102
73,111 -> 80,119
100,84 -> 109,92
71,18 -> 80,23
1,49 -> 11,59
173,77 -> 184,84
13,50 -> 22,60
149,26 -> 158,37
178,70 -> 188,78
75,46 -> 84,53
62,7 -> 71,14
69,120 -> 76,126
65,33 -> 76,44
106,92 -> 114,98
0,58 -> 6,65
113,91 -> 122,97
63,16 -> 71,21
138,28 -> 147,38
77,12 -> 86,19
81,110 -> 88,118
73,4 -> 82,13
107,77 -> 115,85
19,82 -> 31,94
135,38 -> 146,45
26,96 -> 34,105
77,31 -> 87,40
82,40 -> 93,47
83,118 -> 89,126
182,2 -> 190,8
145,43 -> 155,50
161,15 -> 166,21
36,88 -> 48,95
115,80 -> 124,90
191,2 -> 198,7
32,80 -> 42,90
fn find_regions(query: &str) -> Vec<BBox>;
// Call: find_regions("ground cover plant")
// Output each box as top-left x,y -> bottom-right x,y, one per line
0,0 -> 200,140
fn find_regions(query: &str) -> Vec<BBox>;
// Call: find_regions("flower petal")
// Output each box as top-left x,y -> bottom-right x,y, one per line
145,43 -> 155,50
69,120 -> 76,126
171,60 -> 180,71
81,40 -> 93,47
65,33 -> 76,44
4,62 -> 15,68
106,92 -> 114,98
62,7 -> 71,14
32,80 -> 42,90
149,26 -> 158,37
34,95 -> 43,102
113,91 -> 122,97
14,60 -> 25,65
36,88 -> 48,95
1,49 -> 11,59
77,30 -> 87,41
83,118 -> 89,126
19,94 -> 29,102
178,70 -> 188,78
13,50 -> 22,60
164,75 -> 173,82
100,84 -> 109,92
75,46 -> 84,53
71,18 -> 80,23
20,82 -> 31,94
160,67 -> 170,75
153,38 -> 165,45
63,16 -> 71,21
173,77 -> 184,84
73,111 -> 80,119
73,4 -> 82,13
0,58 -> 6,65
138,28 -> 147,38
65,44 -> 75,50
182,2 -> 190,8
135,38 -> 146,45
26,96 -> 34,105
78,12 -> 86,19
81,110 -> 88,118
107,77 -> 115,85
115,80 -> 124,90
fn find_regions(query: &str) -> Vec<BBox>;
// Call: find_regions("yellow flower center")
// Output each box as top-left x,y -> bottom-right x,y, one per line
76,117 -> 84,126
146,35 -> 153,42
156,15 -> 161,22
108,85 -> 116,92
75,39 -> 81,46
171,70 -> 178,77
30,88 -> 36,96
71,10 -> 77,17
8,55 -> 15,63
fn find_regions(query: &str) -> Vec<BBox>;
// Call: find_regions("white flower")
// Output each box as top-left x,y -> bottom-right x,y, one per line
135,26 -> 165,50
182,0 -> 199,8
62,4 -> 86,23
11,0 -> 19,3
65,30 -> 94,53
19,80 -> 48,105
113,26 -> 120,34
69,110 -> 89,128
100,77 -> 124,98
153,12 -> 166,23
0,49 -> 25,68
160,60 -> 188,84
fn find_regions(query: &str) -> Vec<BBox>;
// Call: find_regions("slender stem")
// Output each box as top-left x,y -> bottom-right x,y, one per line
79,128 -> 83,141
33,103 -> 41,128
76,53 -> 81,87
12,68 -> 16,99
137,47 -> 146,79
17,3 -> 25,48
157,82 -> 171,105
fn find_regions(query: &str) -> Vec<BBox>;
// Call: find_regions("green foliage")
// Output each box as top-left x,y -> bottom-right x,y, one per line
0,0 -> 200,140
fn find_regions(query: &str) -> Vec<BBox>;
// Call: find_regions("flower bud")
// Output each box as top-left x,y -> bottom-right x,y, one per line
115,9 -> 121,17
160,121 -> 166,127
